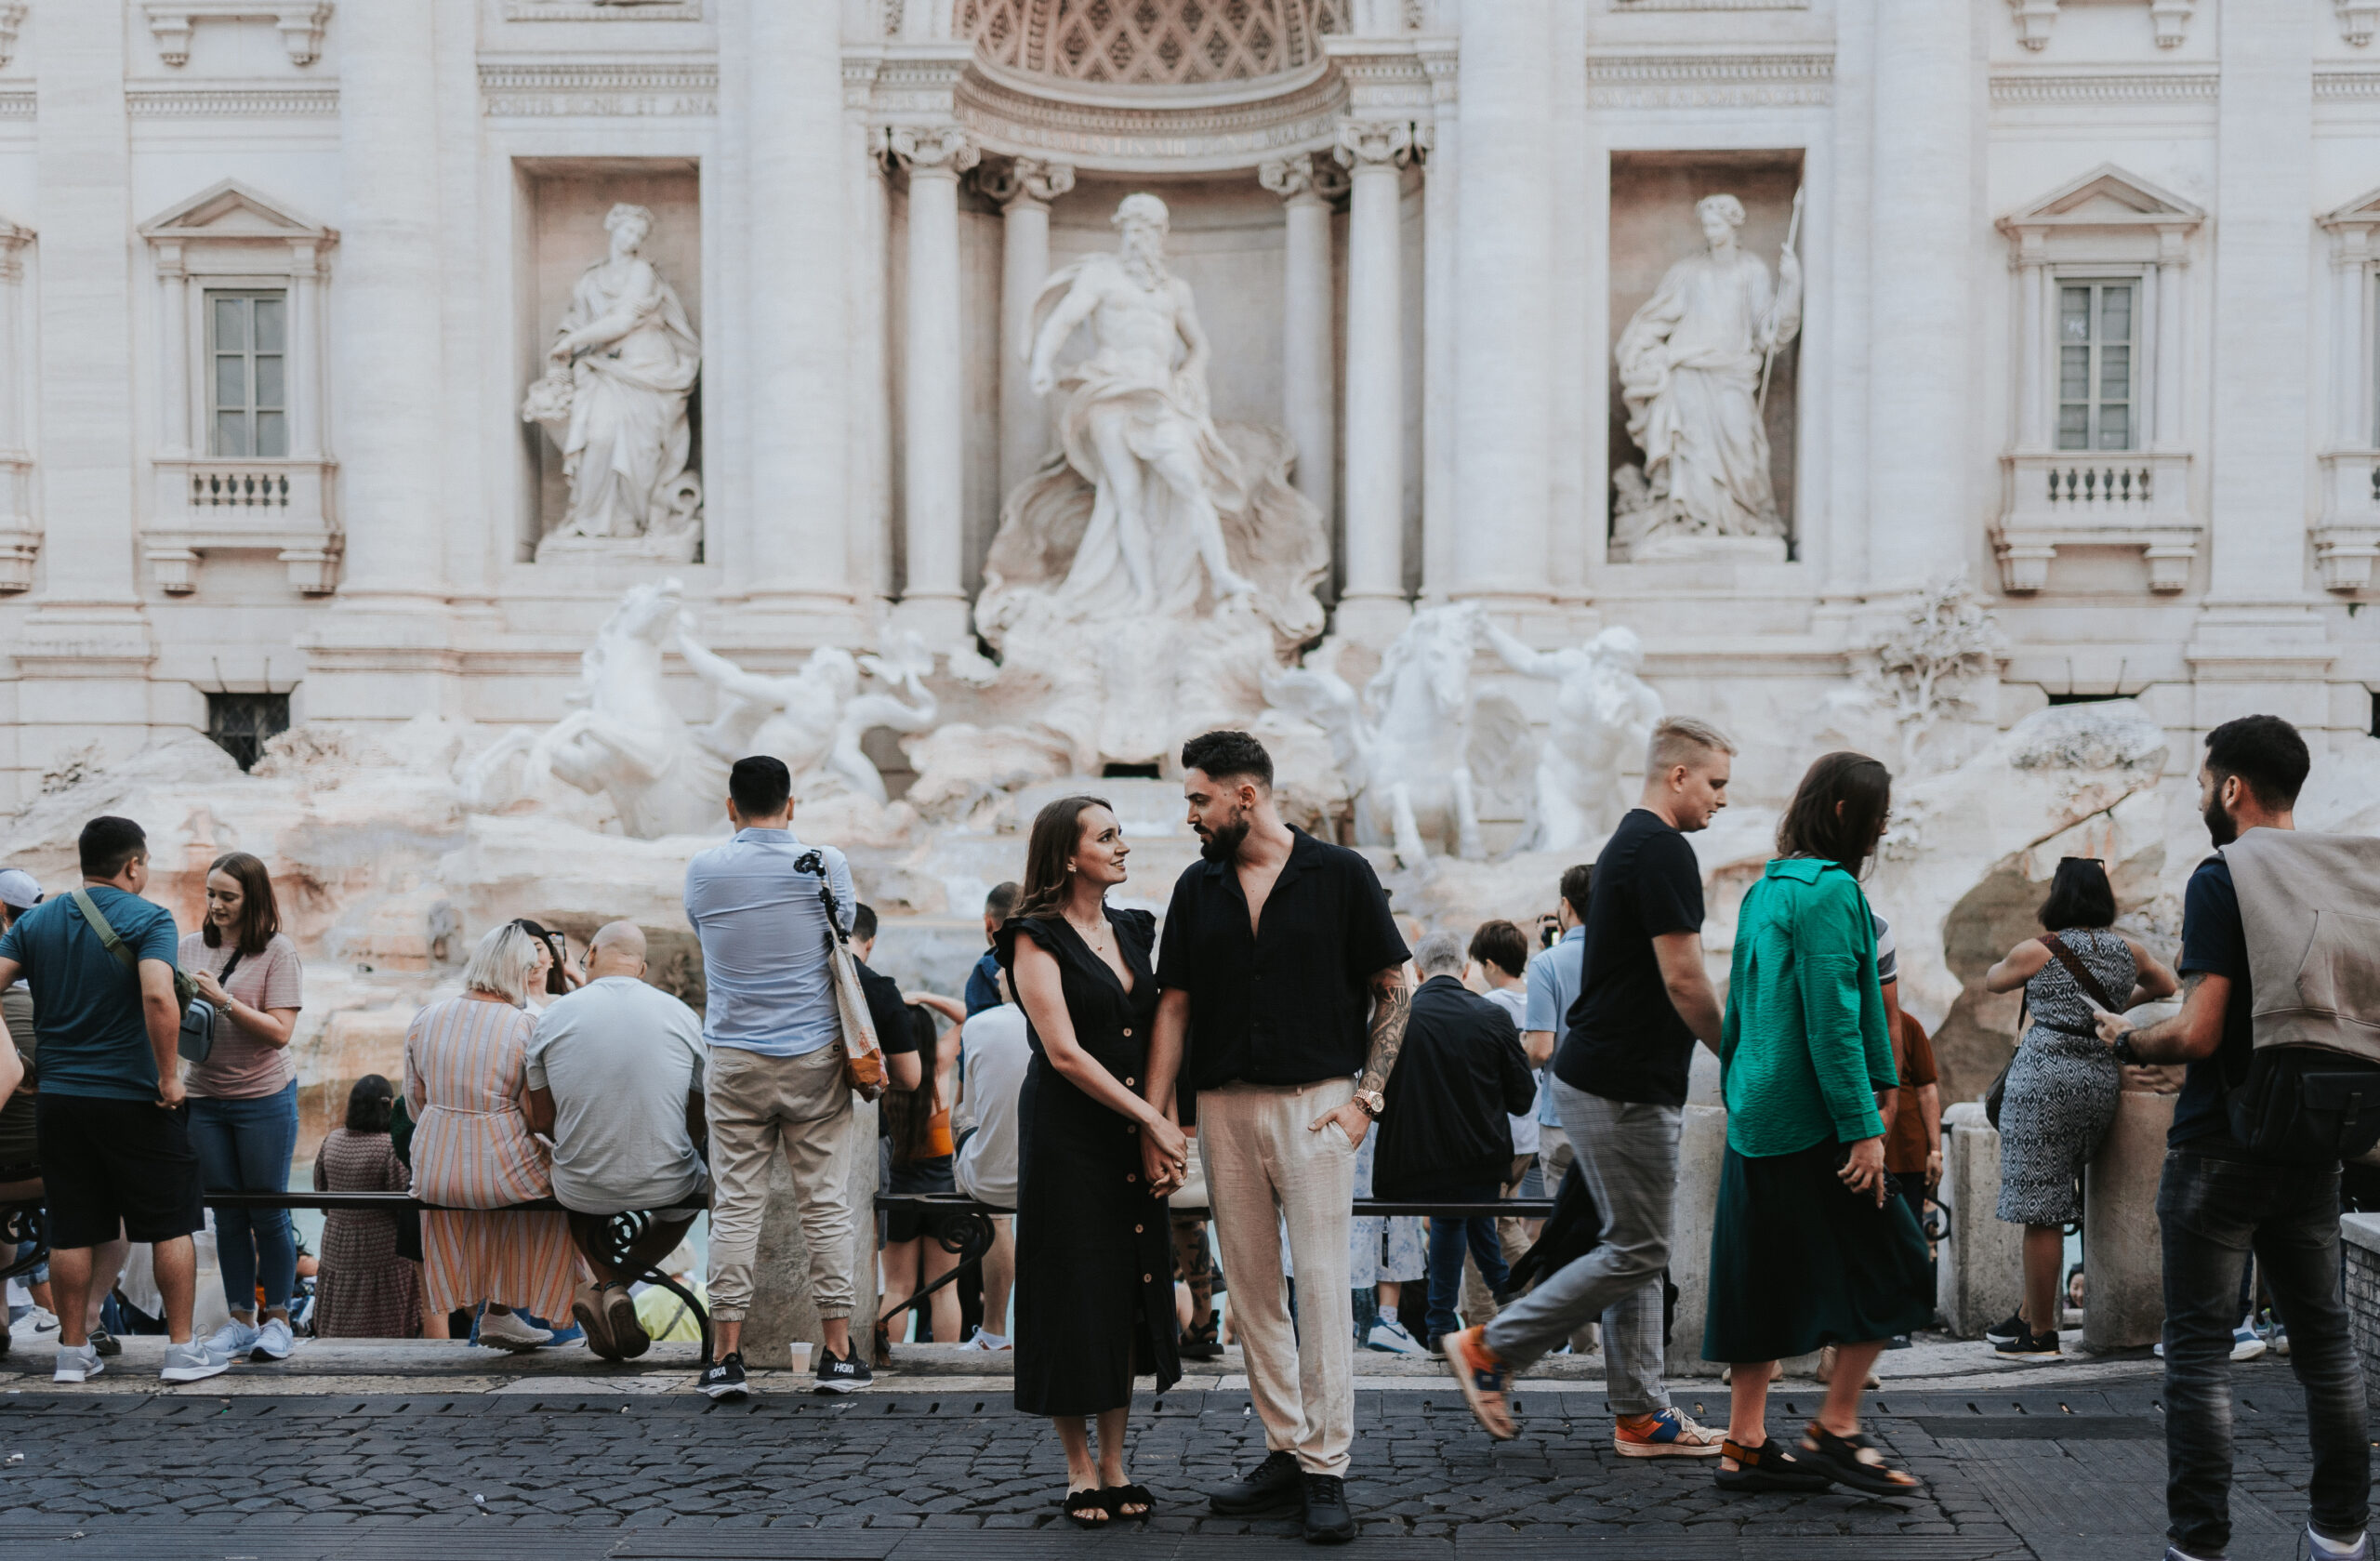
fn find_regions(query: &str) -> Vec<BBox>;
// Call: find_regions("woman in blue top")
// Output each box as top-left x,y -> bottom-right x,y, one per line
1705,752 -> 1931,1498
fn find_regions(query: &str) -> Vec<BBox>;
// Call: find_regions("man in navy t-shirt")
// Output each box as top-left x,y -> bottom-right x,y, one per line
0,816 -> 230,1385
2094,716 -> 2368,1561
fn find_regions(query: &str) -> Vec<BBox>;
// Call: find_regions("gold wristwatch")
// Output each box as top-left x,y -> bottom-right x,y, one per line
1352,1088 -> 1386,1118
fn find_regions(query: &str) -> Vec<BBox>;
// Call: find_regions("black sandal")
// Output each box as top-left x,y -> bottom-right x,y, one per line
1179,1319 -> 1223,1361
1800,1421 -> 1924,1497
1102,1483 -> 1155,1522
1063,1487 -> 1110,1528
1713,1437 -> 1835,1493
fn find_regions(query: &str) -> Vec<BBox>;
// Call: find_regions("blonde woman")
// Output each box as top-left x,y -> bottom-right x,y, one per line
403,924 -> 578,1350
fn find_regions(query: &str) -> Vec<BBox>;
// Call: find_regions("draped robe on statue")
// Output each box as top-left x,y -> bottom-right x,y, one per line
555,257 -> 701,541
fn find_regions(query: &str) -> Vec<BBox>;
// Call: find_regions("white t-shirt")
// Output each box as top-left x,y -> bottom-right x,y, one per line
524,976 -> 708,1214
1482,984 -> 1541,1158
953,1004 -> 1030,1210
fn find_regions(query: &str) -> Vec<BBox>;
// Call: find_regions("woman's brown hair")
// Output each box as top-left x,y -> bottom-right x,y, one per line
202,851 -> 282,955
1775,751 -> 1894,875
1012,794 -> 1115,921
881,1005 -> 943,1163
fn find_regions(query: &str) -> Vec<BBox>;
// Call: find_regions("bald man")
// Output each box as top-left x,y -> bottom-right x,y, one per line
526,919 -> 709,1360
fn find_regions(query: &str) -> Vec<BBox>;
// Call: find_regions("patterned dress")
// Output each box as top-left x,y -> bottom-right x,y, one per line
311,1128 -> 423,1338
403,995 -> 579,1320
1996,928 -> 2137,1225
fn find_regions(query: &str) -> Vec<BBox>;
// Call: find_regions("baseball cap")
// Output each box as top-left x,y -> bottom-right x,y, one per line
0,869 -> 42,909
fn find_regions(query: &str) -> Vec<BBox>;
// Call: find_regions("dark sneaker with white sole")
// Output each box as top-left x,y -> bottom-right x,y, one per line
813,1347 -> 871,1394
699,1351 -> 748,1401
1992,1327 -> 2060,1360
1208,1449 -> 1302,1515
1982,1310 -> 2028,1345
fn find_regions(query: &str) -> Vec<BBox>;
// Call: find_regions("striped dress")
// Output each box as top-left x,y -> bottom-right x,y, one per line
402,994 -> 579,1320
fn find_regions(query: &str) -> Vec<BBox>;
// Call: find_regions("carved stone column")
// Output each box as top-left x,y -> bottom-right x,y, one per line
0,222 -> 35,593
1417,38 -> 1459,601
889,124 -> 978,645
985,157 -> 1074,506
1335,119 -> 1413,642
1260,154 -> 1338,532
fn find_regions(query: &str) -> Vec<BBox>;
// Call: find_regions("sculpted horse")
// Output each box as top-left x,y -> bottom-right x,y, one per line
1265,602 -> 1499,865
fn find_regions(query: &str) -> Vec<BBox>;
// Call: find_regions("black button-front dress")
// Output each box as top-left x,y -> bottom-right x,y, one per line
997,908 -> 1181,1417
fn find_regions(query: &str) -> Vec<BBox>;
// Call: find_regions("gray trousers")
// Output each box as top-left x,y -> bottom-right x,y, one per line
1482,1079 -> 1678,1413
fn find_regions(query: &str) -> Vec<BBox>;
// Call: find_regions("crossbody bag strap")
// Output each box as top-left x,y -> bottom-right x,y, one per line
70,888 -> 139,981
790,849 -> 847,946
2039,930 -> 2125,1016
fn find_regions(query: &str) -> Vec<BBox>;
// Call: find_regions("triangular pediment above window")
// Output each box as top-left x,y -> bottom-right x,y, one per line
1999,164 -> 2205,234
139,179 -> 333,245
2322,185 -> 2380,231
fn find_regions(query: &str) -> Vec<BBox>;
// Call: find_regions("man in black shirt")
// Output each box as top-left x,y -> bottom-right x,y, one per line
1447,718 -> 1731,1459
1146,731 -> 1410,1545
2095,716 -> 2368,1561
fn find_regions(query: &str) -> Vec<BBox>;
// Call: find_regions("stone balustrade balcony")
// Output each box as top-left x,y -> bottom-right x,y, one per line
2316,450 -> 2380,593
146,454 -> 340,596
1992,449 -> 2198,594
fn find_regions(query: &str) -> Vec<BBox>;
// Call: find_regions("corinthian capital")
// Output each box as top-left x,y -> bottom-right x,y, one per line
1334,119 -> 1414,170
1259,156 -> 1316,201
981,156 -> 1076,209
884,124 -> 982,177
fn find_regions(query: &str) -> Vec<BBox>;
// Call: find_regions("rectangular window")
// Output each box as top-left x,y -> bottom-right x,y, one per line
2056,280 -> 2136,452
206,692 -> 289,774
206,290 -> 288,459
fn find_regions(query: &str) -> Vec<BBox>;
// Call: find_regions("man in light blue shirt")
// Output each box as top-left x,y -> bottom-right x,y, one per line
1521,864 -> 1593,1192
681,756 -> 870,1400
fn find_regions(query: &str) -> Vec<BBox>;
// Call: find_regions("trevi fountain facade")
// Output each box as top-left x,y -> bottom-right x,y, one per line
0,0 -> 2373,1207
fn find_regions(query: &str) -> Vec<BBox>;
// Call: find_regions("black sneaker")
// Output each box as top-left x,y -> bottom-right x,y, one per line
814,1346 -> 871,1395
1208,1449 -> 1302,1515
698,1351 -> 748,1401
1993,1327 -> 2061,1360
1301,1473 -> 1355,1545
1982,1310 -> 2028,1345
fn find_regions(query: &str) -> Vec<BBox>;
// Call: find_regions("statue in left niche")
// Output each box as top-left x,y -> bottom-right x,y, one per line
522,202 -> 703,562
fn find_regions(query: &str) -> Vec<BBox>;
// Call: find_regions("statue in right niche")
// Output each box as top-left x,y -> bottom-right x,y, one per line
1613,192 -> 1801,556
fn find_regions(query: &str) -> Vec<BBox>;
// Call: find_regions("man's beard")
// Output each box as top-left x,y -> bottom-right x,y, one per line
1197,814 -> 1250,865
2203,792 -> 2239,847
1120,230 -> 1168,289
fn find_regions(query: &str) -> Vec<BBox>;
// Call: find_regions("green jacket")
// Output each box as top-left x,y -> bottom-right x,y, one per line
1720,856 -> 1897,1157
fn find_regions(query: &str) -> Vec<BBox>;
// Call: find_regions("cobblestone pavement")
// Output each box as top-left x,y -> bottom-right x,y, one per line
0,1358 -> 2353,1560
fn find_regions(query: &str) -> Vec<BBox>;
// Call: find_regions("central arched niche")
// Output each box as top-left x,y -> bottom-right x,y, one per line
958,0 -> 1354,85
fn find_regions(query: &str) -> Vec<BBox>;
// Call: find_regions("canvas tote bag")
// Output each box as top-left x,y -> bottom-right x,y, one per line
791,850 -> 887,1102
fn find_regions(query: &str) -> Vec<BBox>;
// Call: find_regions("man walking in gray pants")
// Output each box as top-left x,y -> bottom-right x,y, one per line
1444,718 -> 1735,1457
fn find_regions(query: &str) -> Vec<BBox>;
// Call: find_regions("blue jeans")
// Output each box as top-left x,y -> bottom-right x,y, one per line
2158,1148 -> 2369,1556
189,1081 -> 298,1316
1420,1183 -> 1507,1345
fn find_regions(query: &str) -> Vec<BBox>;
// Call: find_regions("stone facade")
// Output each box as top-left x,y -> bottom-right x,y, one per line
2344,1212 -> 2380,1403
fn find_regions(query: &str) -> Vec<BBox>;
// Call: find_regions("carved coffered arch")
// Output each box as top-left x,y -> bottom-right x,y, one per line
952,0 -> 1353,86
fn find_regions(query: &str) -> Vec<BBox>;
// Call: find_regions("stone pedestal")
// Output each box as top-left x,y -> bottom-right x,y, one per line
1665,1100 -> 1726,1369
2082,1090 -> 2174,1351
734,1097 -> 881,1362
1938,1101 -> 2025,1338
2341,1213 -> 2380,1407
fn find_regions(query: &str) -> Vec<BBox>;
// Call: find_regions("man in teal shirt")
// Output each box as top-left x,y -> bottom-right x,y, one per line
0,816 -> 231,1384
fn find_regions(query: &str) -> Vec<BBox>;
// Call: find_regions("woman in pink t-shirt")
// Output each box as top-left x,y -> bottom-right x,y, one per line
179,852 -> 305,1363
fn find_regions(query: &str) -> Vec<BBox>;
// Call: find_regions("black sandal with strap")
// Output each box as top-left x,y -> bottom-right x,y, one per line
1179,1318 -> 1223,1361
1063,1487 -> 1110,1528
1713,1437 -> 1835,1493
1800,1421 -> 1924,1498
1102,1483 -> 1155,1523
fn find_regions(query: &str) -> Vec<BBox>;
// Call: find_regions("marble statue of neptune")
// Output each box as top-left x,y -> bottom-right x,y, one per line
1613,193 -> 1801,554
525,202 -> 703,558
1024,192 -> 1260,612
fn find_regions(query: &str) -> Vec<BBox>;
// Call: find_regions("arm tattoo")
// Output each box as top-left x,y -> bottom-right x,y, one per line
2131,971 -> 2206,1062
1357,969 -> 1410,1094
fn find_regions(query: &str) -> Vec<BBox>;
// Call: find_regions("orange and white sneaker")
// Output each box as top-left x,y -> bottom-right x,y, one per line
1615,1407 -> 1726,1458
1442,1325 -> 1515,1441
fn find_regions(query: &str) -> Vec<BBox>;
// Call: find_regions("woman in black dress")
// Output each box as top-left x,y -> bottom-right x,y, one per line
998,794 -> 1188,1527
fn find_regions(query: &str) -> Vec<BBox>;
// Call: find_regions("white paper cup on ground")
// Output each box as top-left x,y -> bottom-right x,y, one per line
790,1342 -> 813,1374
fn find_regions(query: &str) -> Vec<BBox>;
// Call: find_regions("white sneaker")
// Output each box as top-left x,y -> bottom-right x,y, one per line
960,1328 -> 1011,1351
50,1342 -> 100,1383
204,1320 -> 259,1361
162,1338 -> 236,1383
2307,1523 -> 2371,1560
251,1316 -> 295,1361
13,1306 -> 57,1339
476,1309 -> 553,1352
1365,1316 -> 1427,1356
2229,1325 -> 2267,1362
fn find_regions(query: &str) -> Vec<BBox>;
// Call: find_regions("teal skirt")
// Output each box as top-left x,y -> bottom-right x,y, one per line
1703,1140 -> 1934,1363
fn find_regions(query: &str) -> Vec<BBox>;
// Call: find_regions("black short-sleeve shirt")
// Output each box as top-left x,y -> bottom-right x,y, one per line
1553,807 -> 1707,1107
1155,827 -> 1411,1094
2170,854 -> 2256,1158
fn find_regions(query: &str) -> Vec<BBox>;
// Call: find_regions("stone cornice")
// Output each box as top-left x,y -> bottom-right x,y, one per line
953,56 -> 1348,174
479,60 -> 716,117
0,93 -> 33,121
1583,52 -> 1831,110
127,86 -> 338,116
2316,70 -> 2380,101
502,0 -> 703,18
1990,70 -> 2217,106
